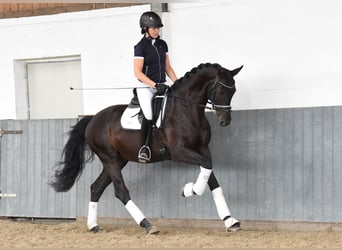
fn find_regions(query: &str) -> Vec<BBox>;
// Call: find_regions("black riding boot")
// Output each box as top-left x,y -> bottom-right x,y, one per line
138,118 -> 153,163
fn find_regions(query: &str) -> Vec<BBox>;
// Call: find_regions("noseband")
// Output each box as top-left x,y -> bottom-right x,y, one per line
207,76 -> 235,111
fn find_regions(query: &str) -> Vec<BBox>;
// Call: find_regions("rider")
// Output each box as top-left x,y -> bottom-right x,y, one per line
134,11 -> 177,163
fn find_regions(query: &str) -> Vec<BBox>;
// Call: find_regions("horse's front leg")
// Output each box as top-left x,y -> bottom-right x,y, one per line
182,166 -> 212,197
208,172 -> 241,232
180,146 -> 213,197
178,148 -> 240,232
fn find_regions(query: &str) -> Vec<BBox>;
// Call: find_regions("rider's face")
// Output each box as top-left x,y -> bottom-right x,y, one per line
147,27 -> 160,39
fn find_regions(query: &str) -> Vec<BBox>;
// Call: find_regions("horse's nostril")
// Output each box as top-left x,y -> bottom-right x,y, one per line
219,119 -> 231,126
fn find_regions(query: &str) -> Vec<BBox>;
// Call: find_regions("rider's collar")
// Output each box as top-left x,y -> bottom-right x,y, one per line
144,35 -> 160,43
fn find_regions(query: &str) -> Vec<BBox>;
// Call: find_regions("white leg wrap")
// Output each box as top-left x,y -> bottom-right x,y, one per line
87,201 -> 98,230
125,200 -> 145,225
192,166 -> 212,196
212,187 -> 231,220
183,182 -> 194,197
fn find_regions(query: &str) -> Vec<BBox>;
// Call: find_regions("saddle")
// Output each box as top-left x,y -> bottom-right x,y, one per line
120,88 -> 168,130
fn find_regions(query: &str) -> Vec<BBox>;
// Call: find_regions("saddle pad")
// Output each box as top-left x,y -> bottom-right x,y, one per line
120,97 -> 167,130
120,107 -> 142,130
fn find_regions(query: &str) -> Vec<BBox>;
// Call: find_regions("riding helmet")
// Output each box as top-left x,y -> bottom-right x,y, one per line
140,11 -> 163,33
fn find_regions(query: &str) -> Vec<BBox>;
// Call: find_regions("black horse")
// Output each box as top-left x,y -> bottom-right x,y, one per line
51,63 -> 243,234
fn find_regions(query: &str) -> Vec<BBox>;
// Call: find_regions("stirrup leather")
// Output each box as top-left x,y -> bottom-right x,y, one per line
138,145 -> 151,162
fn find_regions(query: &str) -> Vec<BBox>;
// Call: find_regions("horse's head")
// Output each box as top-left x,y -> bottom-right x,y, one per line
208,65 -> 243,126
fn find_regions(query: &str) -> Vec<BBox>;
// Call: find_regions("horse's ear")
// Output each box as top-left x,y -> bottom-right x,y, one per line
231,65 -> 243,76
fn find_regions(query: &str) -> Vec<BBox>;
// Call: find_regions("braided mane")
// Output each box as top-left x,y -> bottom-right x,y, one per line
172,63 -> 222,90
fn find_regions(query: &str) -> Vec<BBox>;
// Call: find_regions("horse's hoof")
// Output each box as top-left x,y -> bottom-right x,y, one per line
89,225 -> 103,233
147,225 -> 160,235
228,222 -> 241,232
224,217 -> 241,232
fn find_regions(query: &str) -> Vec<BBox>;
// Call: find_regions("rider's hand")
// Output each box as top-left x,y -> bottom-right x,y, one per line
155,83 -> 170,95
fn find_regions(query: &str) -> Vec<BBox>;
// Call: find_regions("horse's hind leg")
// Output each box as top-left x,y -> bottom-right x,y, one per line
87,170 -> 111,232
207,172 -> 240,232
102,157 -> 159,235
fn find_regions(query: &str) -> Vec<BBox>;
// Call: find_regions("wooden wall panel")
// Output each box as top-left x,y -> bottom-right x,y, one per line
0,119 -> 77,218
1,106 -> 342,223
0,3 -> 142,19
75,106 -> 342,223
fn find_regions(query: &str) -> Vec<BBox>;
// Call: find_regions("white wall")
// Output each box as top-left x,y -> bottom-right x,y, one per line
0,5 -> 150,119
1,1 -> 342,119
166,1 -> 342,110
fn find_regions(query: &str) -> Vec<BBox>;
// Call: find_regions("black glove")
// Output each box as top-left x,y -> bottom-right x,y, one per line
155,83 -> 169,95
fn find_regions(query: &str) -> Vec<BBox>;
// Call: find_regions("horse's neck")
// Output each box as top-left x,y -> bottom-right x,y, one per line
176,71 -> 217,104
170,68 -> 217,124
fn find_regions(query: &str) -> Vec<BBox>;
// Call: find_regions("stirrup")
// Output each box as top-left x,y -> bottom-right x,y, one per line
138,145 -> 151,163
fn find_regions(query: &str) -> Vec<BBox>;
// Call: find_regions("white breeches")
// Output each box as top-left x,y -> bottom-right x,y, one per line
136,86 -> 156,121
136,82 -> 168,121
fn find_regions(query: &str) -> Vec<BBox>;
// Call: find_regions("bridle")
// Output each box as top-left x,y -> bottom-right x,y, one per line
207,76 -> 235,112
167,76 -> 235,111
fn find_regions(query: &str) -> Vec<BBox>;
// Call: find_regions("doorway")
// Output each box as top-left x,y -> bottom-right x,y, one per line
26,59 -> 84,119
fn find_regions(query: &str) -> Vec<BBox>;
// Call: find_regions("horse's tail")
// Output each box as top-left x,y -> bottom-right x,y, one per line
50,116 -> 94,192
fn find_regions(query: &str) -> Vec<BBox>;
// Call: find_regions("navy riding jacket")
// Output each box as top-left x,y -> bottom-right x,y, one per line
134,36 -> 168,83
